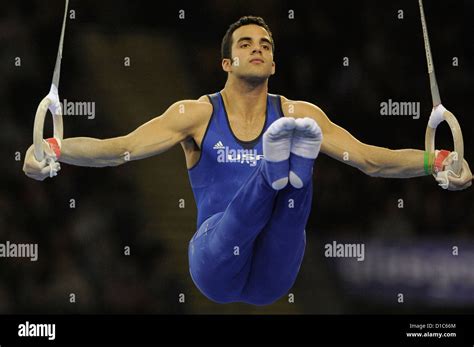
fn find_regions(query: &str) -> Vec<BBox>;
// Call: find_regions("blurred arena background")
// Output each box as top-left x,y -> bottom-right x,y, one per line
0,0 -> 473,314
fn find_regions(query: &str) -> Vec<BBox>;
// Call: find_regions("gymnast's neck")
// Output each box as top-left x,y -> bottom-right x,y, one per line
221,77 -> 269,122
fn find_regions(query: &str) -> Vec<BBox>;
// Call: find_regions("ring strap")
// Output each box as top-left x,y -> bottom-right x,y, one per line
433,149 -> 450,174
45,138 -> 61,159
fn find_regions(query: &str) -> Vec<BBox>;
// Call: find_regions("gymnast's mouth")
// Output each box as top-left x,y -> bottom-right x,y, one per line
249,58 -> 264,64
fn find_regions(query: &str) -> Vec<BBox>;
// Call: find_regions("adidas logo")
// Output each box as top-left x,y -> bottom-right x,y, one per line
213,141 -> 225,149
213,140 -> 264,167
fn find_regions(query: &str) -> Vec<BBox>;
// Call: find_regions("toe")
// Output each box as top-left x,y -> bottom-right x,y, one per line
295,117 -> 313,130
279,117 -> 296,131
267,117 -> 296,136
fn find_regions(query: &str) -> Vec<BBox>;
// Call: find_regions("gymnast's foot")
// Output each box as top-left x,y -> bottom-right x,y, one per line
262,117 -> 296,190
289,117 -> 323,188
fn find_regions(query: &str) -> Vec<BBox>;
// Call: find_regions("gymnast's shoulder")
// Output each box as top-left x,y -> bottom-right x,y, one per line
167,96 -> 213,123
279,95 -> 332,128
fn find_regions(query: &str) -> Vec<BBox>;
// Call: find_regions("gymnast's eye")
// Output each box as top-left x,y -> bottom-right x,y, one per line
240,43 -> 250,48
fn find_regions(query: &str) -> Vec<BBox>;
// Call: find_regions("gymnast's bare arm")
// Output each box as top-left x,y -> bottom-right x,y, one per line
23,99 -> 212,181
281,96 -> 472,190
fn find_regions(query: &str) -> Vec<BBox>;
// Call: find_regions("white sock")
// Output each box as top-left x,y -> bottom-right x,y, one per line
262,117 -> 296,190
291,117 -> 322,159
263,117 -> 296,162
289,118 -> 323,188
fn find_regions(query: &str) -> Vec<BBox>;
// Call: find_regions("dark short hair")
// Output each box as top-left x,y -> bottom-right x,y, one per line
221,16 -> 275,60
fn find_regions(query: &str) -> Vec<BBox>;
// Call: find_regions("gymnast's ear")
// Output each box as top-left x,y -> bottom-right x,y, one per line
271,60 -> 276,75
222,58 -> 232,72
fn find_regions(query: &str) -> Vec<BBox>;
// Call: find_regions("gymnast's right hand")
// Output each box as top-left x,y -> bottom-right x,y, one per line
23,140 -> 61,181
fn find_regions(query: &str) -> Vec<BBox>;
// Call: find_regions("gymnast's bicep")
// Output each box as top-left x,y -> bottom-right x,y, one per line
281,99 -> 368,171
123,100 -> 212,161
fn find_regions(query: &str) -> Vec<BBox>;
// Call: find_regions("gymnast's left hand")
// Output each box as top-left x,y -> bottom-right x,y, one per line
436,158 -> 472,191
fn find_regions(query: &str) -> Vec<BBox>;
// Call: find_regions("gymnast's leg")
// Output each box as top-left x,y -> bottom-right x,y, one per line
241,182 -> 313,305
188,117 -> 322,304
241,117 -> 321,305
188,117 -> 296,303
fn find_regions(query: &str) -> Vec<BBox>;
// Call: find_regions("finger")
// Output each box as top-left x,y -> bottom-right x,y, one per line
435,175 -> 449,187
41,161 -> 61,177
49,162 -> 61,177
446,174 -> 468,185
41,165 -> 53,176
448,180 -> 472,191
24,159 -> 46,176
27,159 -> 48,174
447,170 -> 472,186
38,158 -> 48,167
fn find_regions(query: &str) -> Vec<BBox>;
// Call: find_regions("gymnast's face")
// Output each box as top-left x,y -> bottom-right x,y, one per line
223,24 -> 276,83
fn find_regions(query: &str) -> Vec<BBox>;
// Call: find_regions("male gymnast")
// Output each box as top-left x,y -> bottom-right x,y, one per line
23,16 -> 472,305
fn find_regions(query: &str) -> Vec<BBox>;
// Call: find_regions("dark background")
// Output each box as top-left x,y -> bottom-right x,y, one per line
0,0 -> 473,314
